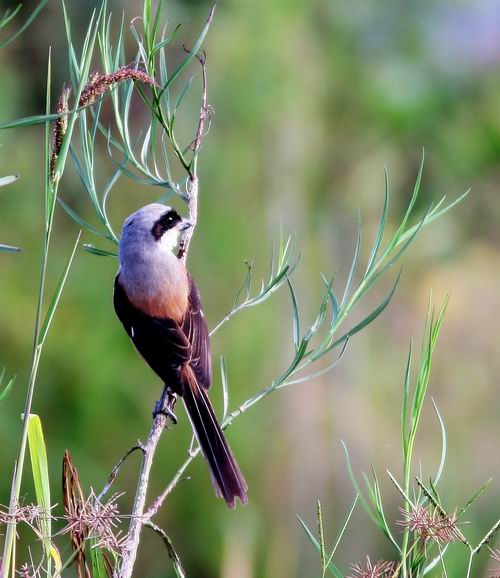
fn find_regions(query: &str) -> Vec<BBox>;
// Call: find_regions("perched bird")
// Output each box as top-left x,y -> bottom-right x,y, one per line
113,203 -> 248,508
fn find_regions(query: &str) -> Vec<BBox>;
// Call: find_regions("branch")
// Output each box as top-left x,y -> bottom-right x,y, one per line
116,38 -> 210,578
115,393 -> 171,578
177,45 -> 210,263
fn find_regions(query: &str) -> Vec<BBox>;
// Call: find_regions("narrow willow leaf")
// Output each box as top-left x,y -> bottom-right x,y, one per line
326,493 -> 359,568
396,189 -> 470,248
0,244 -> 20,253
39,233 -> 81,345
363,467 -> 398,548
401,340 -> 412,455
340,212 -> 361,308
220,356 -> 229,420
0,174 -> 19,187
151,23 -> 182,57
151,0 -> 165,44
342,442 -> 401,551
431,398 -> 447,486
173,74 -> 194,114
59,198 -> 106,238
331,270 -> 401,350
365,168 -> 389,275
386,470 -> 415,508
0,5 -> 22,29
0,372 -> 15,404
0,111 -> 62,130
287,279 -> 301,349
159,4 -> 216,95
0,0 -> 48,49
422,544 -> 449,575
83,244 -> 118,257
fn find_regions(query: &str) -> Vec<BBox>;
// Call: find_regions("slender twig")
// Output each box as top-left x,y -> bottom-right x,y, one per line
116,45 -> 209,578
114,397 -> 169,578
177,46 -> 209,263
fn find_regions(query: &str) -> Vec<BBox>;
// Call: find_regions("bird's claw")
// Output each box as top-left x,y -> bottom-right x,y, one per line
153,387 -> 178,425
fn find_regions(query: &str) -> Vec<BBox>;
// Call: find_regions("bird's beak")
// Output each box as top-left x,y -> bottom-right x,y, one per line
177,218 -> 192,231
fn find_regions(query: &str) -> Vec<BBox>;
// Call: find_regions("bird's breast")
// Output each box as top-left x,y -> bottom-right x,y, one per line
118,253 -> 189,323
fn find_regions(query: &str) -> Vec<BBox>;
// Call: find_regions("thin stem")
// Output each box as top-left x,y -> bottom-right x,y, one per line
115,411 -> 168,578
465,550 -> 474,578
1,12 -> 101,567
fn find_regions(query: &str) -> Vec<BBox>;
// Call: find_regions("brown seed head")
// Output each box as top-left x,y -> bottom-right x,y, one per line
348,556 -> 395,578
398,506 -> 460,544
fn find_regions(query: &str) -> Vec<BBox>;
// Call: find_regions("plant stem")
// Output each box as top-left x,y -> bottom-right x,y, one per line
465,550 -> 474,578
116,411 -> 168,578
117,47 -> 206,572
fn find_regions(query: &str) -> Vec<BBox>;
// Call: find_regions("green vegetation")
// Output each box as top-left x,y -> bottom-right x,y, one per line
0,1 -> 498,577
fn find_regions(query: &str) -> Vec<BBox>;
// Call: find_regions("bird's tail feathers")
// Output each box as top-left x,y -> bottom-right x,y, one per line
181,367 -> 248,508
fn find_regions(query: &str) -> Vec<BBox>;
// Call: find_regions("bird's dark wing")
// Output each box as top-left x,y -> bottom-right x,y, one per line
181,274 -> 212,390
114,275 -> 190,389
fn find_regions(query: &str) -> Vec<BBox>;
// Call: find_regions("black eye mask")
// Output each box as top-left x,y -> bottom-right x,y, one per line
151,210 -> 181,240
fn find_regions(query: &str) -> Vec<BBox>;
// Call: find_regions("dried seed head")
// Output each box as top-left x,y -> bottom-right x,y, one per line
0,503 -> 49,528
398,506 -> 460,544
50,85 -> 72,180
78,65 -> 157,107
61,490 -> 127,556
348,556 -> 395,578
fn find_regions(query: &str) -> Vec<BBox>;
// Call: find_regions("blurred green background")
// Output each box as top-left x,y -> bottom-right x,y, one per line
0,0 -> 499,576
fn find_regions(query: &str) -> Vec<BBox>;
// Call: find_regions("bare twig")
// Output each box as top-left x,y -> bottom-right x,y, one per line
114,392 -> 171,578
177,42 -> 210,263
115,40 -> 211,578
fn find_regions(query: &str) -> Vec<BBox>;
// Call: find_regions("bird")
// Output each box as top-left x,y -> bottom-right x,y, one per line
113,203 -> 248,508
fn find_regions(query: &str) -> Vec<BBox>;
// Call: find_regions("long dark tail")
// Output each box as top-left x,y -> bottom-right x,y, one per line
181,367 -> 248,508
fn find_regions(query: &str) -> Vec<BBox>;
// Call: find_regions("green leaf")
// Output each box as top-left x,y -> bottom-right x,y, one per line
89,537 -> 110,578
220,356 -> 229,420
39,233 -> 81,345
365,168 -> 389,275
342,442 -> 401,551
0,174 -> 19,187
331,270 -> 401,350
0,111 -> 62,130
59,198 -> 107,238
326,493 -> 359,567
431,398 -> 447,486
0,369 -> 15,404
0,5 -> 23,30
340,212 -> 361,308
27,414 -> 59,575
0,0 -> 48,49
158,4 -> 216,96
83,244 -> 117,257
287,279 -> 301,349
0,243 -> 20,253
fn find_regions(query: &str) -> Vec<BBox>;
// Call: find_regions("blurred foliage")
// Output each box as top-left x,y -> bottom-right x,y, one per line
0,0 -> 499,577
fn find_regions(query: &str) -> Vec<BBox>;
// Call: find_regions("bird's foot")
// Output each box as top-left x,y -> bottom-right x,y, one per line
153,387 -> 178,425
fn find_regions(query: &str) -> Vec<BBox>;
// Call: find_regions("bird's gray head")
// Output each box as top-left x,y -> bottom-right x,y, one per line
119,203 -> 191,263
